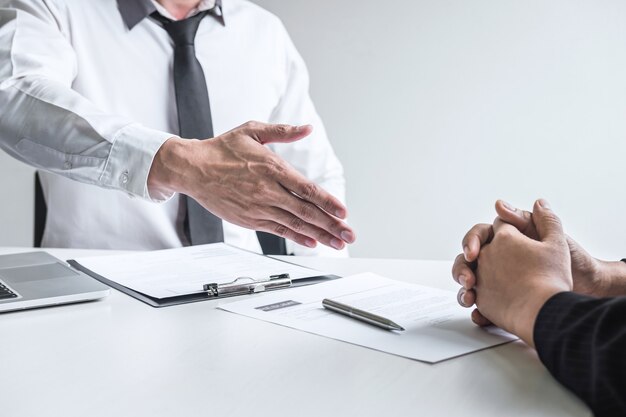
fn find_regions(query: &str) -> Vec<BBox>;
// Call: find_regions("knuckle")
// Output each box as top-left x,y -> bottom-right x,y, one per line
452,254 -> 470,280
300,182 -> 319,201
249,218 -> 264,230
545,214 -> 562,227
454,253 -> 466,264
264,160 -> 286,178
470,223 -> 487,234
464,224 -> 489,244
245,120 -> 260,129
298,203 -> 315,221
273,224 -> 289,237
288,216 -> 305,232
320,198 -> 335,214
275,124 -> 290,136
452,254 -> 466,274
462,228 -> 478,246
493,227 -> 512,240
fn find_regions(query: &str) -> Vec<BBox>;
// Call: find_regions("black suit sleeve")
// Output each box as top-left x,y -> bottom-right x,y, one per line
533,292 -> 626,417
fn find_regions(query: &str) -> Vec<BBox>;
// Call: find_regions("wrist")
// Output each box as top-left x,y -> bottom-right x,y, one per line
147,136 -> 195,195
594,260 -> 626,297
513,284 -> 567,348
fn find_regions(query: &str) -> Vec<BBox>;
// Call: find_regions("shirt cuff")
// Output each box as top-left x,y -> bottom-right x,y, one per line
100,123 -> 175,202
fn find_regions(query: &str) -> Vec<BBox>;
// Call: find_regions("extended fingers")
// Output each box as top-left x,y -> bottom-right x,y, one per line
231,152 -> 354,248
264,206 -> 347,250
283,194 -> 354,245
245,153 -> 354,247
255,180 -> 353,248
461,224 -> 494,262
255,220 -> 318,249
277,166 -> 349,221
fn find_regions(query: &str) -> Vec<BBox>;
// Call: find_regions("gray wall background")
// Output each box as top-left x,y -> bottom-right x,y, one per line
2,0 -> 626,261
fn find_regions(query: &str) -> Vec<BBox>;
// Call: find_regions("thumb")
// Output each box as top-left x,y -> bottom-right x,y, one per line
531,199 -> 565,244
494,200 -> 532,231
245,121 -> 313,145
494,200 -> 539,239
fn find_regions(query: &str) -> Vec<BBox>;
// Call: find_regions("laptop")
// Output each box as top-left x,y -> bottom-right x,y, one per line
0,251 -> 110,313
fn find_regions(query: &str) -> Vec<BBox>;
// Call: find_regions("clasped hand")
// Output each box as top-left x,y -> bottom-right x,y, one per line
452,198 -> 626,346
452,199 -> 575,346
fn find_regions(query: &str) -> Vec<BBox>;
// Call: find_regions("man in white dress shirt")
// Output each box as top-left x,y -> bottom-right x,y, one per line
0,0 -> 356,255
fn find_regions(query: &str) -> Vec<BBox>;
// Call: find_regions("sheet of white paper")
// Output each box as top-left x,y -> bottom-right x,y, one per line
219,272 -> 517,363
72,243 -> 324,298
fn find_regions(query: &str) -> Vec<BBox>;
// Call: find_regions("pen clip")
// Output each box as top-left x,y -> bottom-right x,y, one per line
202,273 -> 292,297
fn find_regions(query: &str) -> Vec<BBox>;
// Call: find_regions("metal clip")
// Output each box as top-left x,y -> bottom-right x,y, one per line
202,273 -> 292,298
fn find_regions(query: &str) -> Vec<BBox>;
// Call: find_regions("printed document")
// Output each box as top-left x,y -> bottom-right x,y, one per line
219,272 -> 517,363
72,243 -> 324,299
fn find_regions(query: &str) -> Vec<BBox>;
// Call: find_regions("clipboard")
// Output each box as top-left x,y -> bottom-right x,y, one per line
67,257 -> 339,308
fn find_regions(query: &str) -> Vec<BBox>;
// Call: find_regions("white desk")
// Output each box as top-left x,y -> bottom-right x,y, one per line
0,247 -> 590,417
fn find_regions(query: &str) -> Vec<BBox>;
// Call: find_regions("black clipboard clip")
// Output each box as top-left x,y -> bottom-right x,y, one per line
202,273 -> 292,298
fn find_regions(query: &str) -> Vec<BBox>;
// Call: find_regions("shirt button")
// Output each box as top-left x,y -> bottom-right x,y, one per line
63,161 -> 72,170
120,171 -> 129,185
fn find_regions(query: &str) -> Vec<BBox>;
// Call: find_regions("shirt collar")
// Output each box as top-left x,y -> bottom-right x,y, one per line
117,0 -> 225,30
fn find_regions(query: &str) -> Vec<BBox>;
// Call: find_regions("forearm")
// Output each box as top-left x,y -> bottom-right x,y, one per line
0,78 -> 172,199
0,6 -> 173,200
533,292 -> 626,417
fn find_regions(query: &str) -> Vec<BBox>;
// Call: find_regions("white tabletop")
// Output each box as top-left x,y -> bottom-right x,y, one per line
0,247 -> 590,417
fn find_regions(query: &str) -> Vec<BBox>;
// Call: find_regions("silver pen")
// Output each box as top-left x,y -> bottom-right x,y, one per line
322,298 -> 405,331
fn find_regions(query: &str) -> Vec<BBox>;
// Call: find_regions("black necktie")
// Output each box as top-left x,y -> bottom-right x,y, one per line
153,11 -> 224,245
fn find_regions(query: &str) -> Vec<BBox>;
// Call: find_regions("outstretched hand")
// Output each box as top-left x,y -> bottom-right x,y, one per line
149,121 -> 356,250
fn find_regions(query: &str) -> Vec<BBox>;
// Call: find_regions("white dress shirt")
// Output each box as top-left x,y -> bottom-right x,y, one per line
0,0 -> 347,256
